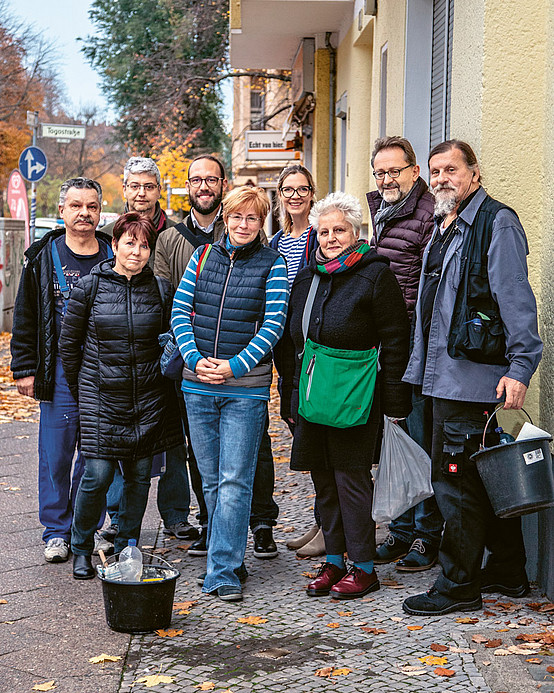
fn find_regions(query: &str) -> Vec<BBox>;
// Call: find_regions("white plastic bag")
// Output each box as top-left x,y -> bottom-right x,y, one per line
372,416 -> 434,523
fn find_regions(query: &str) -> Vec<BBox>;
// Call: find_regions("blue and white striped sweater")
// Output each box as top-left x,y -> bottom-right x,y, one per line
171,246 -> 289,387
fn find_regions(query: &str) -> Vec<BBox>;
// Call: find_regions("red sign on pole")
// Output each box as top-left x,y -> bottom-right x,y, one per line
7,169 -> 30,248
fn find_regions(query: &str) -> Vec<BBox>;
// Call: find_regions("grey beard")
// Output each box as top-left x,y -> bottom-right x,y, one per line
433,190 -> 457,217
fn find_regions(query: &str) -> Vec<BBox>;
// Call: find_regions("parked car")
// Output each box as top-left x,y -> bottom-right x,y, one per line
33,218 -> 64,241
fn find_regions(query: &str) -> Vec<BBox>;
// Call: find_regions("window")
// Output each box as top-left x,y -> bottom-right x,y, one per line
250,78 -> 265,129
430,0 -> 454,147
379,44 -> 388,138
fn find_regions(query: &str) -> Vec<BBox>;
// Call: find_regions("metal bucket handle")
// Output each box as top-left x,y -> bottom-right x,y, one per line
481,403 -> 533,450
107,550 -> 176,570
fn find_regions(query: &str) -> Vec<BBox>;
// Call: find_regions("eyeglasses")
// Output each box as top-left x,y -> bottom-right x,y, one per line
372,164 -> 414,180
227,213 -> 260,226
188,176 -> 224,188
280,185 -> 312,198
126,183 -> 159,192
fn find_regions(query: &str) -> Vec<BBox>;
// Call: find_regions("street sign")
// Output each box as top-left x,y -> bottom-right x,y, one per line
7,170 -> 30,247
40,123 -> 86,140
18,146 -> 48,183
245,130 -> 297,161
26,110 -> 39,127
171,188 -> 188,195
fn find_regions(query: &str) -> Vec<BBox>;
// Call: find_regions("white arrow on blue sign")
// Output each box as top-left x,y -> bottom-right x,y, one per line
19,146 -> 48,182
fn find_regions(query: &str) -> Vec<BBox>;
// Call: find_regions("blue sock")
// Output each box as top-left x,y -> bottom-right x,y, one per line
326,554 -> 345,569
354,560 -> 374,574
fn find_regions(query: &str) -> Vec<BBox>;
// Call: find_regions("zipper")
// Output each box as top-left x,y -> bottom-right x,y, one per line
127,281 -> 140,456
305,355 -> 316,401
213,252 -> 235,358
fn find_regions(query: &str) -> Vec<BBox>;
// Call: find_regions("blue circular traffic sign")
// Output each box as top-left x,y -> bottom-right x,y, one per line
19,146 -> 48,182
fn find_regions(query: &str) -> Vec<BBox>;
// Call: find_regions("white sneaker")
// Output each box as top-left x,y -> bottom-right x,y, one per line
93,531 -> 114,556
44,537 -> 69,563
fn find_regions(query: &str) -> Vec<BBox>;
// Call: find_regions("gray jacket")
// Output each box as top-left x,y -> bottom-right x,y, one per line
403,186 -> 542,402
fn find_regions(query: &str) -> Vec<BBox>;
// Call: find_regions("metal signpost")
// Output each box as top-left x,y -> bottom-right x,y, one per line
20,111 -> 48,244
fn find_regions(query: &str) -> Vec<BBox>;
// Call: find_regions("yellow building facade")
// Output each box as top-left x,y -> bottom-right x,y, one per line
230,0 -> 554,597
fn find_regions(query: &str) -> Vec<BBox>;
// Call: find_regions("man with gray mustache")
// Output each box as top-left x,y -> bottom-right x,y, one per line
401,140 -> 542,616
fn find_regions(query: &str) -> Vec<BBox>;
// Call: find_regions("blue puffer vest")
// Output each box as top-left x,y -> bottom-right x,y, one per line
192,236 -> 279,364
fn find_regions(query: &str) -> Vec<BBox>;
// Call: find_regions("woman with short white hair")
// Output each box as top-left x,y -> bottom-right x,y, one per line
276,191 -> 412,600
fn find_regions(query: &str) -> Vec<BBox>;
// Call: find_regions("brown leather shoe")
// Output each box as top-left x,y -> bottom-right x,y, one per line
306,563 -> 347,597
330,566 -> 380,600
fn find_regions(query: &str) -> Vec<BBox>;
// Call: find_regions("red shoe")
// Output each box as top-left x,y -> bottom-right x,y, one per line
306,563 -> 347,597
330,566 -> 380,600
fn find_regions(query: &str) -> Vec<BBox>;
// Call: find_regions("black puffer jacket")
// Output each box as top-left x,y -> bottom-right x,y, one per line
59,259 -> 183,462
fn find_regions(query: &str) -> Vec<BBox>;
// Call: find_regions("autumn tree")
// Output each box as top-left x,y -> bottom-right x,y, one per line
0,0 -> 63,199
83,0 -> 229,157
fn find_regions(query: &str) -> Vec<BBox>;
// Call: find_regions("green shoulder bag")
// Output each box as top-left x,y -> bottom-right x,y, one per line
297,275 -> 378,428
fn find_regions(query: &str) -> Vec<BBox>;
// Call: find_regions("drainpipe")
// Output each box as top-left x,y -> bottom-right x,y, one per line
326,32 -> 336,194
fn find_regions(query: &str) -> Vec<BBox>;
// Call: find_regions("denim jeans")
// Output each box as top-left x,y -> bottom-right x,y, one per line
72,456 -> 152,556
389,386 -> 443,548
183,392 -> 266,593
106,444 -> 191,528
38,357 -> 85,542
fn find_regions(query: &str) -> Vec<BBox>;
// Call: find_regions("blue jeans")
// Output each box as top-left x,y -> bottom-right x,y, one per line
72,456 -> 152,555
389,387 -> 443,547
183,392 -> 266,593
106,445 -> 191,527
38,358 -> 85,543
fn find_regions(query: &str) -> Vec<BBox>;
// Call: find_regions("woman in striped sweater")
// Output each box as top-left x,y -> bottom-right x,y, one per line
171,186 -> 289,602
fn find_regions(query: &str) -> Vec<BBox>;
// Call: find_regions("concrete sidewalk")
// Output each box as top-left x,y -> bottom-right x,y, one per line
1,395 -> 553,692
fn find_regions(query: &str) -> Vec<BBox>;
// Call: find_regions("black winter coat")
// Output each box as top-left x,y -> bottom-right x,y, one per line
367,177 -> 434,320
10,228 -> 112,401
59,260 -> 183,462
275,247 -> 412,471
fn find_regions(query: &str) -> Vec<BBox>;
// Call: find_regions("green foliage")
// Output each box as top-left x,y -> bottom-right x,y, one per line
83,0 -> 229,157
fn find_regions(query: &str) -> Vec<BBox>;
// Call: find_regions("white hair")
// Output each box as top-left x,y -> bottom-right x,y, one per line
123,157 -> 161,185
308,192 -> 363,233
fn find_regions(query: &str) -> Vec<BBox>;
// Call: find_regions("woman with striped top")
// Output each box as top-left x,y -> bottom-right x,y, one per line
271,164 -> 323,557
171,186 -> 289,602
270,164 -> 318,287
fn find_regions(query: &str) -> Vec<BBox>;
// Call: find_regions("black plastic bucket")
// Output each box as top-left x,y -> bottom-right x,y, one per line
99,555 -> 180,633
471,406 -> 554,518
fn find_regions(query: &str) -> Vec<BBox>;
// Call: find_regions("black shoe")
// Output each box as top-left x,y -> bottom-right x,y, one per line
396,539 -> 438,572
402,587 -> 482,616
73,555 -> 95,580
163,521 -> 200,541
374,534 -> 410,564
101,524 -> 118,541
253,527 -> 278,559
197,563 -> 248,586
188,526 -> 208,556
480,567 -> 530,598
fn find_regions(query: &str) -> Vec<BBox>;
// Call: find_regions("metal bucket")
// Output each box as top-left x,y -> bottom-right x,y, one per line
99,553 -> 180,633
471,405 -> 554,518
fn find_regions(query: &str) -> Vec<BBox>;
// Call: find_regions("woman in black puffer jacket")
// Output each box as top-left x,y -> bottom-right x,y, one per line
60,212 -> 182,579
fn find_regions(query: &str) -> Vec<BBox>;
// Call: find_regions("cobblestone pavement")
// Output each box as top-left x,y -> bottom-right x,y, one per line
119,403 -> 554,693
1,328 -> 553,693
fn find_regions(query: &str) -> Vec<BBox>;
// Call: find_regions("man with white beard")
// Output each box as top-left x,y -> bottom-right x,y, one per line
401,139 -> 542,616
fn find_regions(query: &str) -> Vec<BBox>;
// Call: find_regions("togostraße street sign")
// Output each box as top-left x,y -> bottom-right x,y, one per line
18,146 -> 48,183
40,123 -> 86,140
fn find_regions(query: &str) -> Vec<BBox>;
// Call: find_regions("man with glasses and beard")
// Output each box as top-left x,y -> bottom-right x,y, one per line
155,156 -> 280,562
401,140 -> 542,616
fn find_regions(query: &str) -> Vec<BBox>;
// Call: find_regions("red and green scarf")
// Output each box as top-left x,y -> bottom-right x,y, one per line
316,239 -> 370,274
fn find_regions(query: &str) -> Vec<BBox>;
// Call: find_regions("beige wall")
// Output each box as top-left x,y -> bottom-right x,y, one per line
367,0 -> 407,197
539,2 -> 554,431
313,48 -> 331,198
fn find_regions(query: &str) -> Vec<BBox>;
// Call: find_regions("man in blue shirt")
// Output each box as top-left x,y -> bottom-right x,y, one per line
11,178 -> 111,563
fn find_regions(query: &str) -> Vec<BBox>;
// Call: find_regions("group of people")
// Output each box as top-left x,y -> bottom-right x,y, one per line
11,135 -> 542,613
